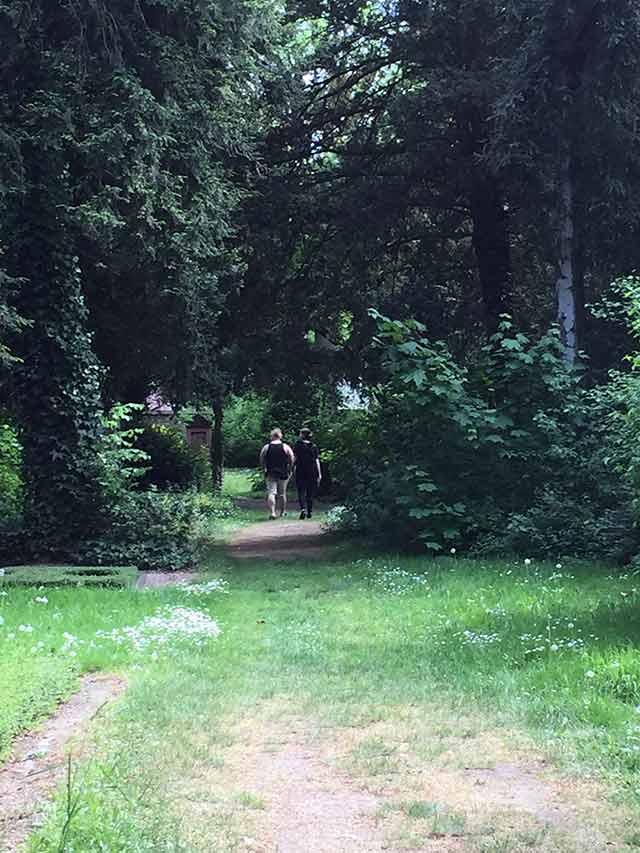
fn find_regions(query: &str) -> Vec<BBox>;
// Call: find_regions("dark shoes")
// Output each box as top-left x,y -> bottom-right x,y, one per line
299,510 -> 306,519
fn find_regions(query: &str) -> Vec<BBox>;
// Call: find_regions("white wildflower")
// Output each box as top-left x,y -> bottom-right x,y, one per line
524,558 -> 532,566
585,670 -> 595,679
96,605 -> 222,654
175,579 -> 228,597
34,596 -> 48,604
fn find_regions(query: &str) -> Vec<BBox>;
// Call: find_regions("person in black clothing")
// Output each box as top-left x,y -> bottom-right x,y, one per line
259,428 -> 294,519
293,427 -> 322,519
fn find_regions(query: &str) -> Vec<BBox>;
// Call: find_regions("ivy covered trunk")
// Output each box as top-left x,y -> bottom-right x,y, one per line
11,141 -> 107,556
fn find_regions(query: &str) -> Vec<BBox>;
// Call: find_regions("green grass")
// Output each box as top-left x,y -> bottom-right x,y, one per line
0,564 -> 138,588
4,544 -> 640,849
221,467 -> 258,498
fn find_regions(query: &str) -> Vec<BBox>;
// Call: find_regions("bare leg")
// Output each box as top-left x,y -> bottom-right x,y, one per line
278,481 -> 288,517
267,494 -> 277,518
267,481 -> 277,519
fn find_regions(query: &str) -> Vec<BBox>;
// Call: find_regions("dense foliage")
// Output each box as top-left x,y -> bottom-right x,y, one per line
0,421 -> 21,518
1,1 -> 640,563
136,424 -> 211,492
331,311 -> 637,559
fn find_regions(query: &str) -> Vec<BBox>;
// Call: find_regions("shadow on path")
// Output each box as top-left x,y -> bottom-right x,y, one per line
229,517 -> 328,560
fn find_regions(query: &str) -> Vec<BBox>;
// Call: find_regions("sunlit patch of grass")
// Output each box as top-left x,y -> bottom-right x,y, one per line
7,545 -> 640,849
221,468 -> 257,498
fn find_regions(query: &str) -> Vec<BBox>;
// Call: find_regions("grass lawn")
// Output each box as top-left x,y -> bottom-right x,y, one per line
221,468 -> 259,499
3,506 -> 640,849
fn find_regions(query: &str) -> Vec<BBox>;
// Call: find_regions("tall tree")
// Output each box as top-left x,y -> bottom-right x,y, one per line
0,0 -> 285,549
490,0 -> 640,361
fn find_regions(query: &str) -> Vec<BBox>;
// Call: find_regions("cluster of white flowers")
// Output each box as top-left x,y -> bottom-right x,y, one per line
34,595 -> 48,604
324,504 -> 358,531
485,603 -> 507,618
96,605 -> 221,653
519,615 -> 586,656
520,632 -> 585,656
456,628 -> 501,646
174,579 -> 228,597
369,565 -> 430,595
62,631 -> 80,656
453,629 -> 502,646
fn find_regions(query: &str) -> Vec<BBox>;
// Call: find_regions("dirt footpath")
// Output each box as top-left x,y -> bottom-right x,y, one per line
176,700 -> 636,853
229,518 -> 328,560
0,674 -> 125,851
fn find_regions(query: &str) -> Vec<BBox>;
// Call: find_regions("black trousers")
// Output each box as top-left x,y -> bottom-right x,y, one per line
296,476 -> 316,514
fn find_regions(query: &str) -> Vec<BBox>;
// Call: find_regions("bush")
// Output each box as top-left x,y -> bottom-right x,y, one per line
343,311 -> 634,557
1,564 -> 137,588
223,393 -> 271,467
70,489 -> 239,572
136,424 -> 211,491
74,491 -> 203,571
0,420 -> 24,563
476,488 -> 637,561
321,409 -> 373,498
0,420 -> 22,517
97,403 -> 148,498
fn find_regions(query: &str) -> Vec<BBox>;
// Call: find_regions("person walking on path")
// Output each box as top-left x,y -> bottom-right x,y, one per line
259,428 -> 294,519
294,427 -> 321,519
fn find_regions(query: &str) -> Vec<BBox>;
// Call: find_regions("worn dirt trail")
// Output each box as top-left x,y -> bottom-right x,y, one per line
176,700 -> 634,853
229,500 -> 328,560
0,674 -> 125,852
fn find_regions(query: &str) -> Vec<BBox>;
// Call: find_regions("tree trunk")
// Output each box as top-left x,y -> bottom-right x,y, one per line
11,143 -> 108,555
469,171 -> 513,332
211,401 -> 224,492
556,153 -> 577,364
